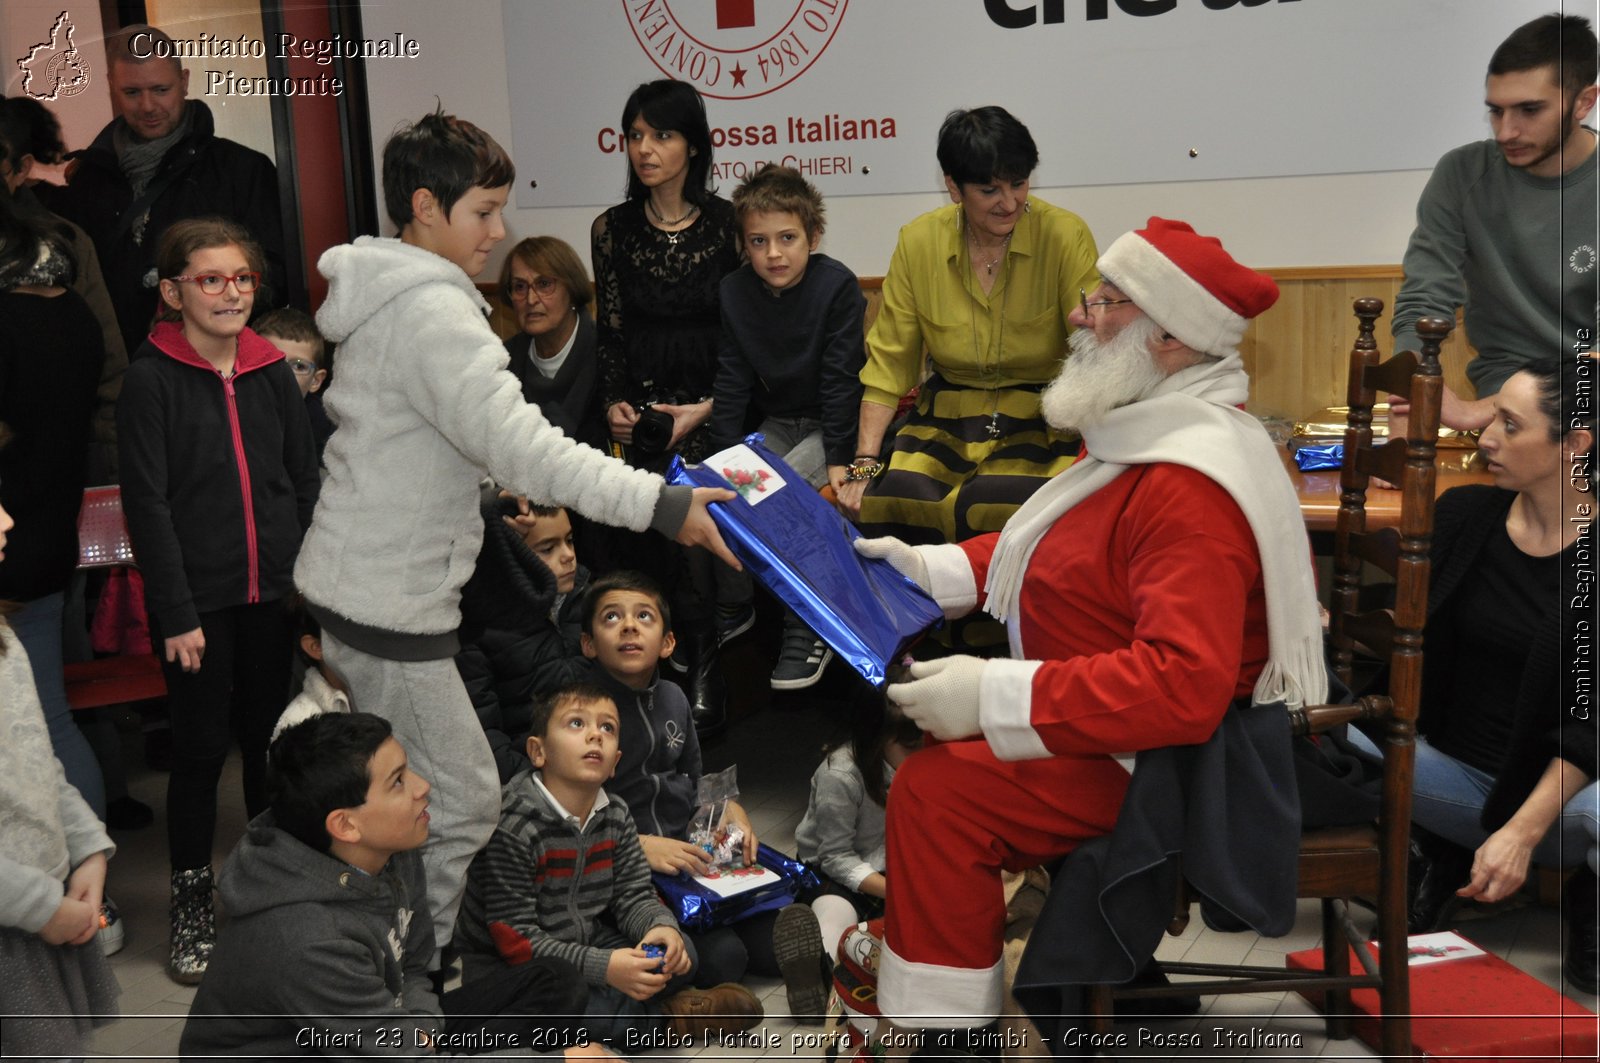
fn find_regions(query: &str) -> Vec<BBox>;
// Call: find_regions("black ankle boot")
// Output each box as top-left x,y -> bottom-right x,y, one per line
1565,868 -> 1598,995
1407,828 -> 1473,934
682,626 -> 727,737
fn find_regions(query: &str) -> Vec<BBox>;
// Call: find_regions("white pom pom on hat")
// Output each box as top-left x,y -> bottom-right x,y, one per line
1095,217 -> 1279,357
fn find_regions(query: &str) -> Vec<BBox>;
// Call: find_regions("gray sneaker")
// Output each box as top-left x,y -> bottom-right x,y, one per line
771,616 -> 833,690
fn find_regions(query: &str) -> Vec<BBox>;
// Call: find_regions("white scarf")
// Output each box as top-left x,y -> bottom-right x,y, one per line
985,353 -> 1327,709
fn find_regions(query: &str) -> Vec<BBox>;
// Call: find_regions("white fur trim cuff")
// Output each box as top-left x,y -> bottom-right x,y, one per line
877,941 -> 1003,1025
979,659 -> 1051,761
921,542 -> 980,618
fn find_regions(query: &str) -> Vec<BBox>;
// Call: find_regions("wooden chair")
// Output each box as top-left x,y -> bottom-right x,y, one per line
63,486 -> 167,710
1084,301 -> 1454,1062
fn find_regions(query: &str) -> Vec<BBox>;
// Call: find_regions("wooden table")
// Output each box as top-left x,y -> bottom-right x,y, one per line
1286,447 -> 1491,533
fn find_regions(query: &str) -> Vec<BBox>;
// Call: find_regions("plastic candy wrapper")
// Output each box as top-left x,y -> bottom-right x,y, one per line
667,437 -> 944,685
653,844 -> 821,932
1293,444 -> 1344,471
642,943 -> 665,972
689,766 -> 745,872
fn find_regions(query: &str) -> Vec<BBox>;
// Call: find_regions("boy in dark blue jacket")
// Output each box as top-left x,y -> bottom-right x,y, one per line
707,166 -> 865,690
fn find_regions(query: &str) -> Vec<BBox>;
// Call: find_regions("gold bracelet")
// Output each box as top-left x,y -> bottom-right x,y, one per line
844,461 -> 884,482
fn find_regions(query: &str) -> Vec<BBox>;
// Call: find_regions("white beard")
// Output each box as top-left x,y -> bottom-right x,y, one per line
1042,314 -> 1169,433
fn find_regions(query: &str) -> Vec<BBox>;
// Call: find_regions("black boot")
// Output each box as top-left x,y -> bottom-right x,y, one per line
1407,827 -> 1473,933
682,626 -> 727,737
1565,867 -> 1598,995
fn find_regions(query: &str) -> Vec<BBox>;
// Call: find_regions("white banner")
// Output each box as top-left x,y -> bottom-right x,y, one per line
505,0 -> 1558,209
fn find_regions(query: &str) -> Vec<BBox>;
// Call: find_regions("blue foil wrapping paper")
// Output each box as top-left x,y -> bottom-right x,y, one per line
667,437 -> 943,686
1294,444 -> 1344,471
652,844 -> 820,931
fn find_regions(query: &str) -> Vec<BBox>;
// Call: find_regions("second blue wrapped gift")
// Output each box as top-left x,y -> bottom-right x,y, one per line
667,437 -> 942,686
653,844 -> 819,932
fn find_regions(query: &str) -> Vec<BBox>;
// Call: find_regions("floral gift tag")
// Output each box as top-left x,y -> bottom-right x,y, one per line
704,443 -> 787,505
691,863 -> 783,898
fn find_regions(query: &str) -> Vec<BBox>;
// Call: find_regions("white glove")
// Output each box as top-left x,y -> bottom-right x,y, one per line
886,656 -> 986,742
854,536 -> 930,593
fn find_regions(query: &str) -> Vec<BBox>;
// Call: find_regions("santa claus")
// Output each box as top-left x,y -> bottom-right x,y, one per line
856,217 -> 1325,1051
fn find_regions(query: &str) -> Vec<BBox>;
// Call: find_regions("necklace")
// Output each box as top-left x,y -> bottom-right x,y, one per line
966,218 -> 1010,440
647,197 -> 699,245
968,229 -> 1011,275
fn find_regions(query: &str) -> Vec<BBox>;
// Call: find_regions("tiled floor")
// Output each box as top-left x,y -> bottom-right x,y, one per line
82,682 -> 1596,1061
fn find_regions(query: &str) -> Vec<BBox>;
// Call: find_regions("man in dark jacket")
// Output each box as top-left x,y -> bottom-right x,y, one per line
38,23 -> 286,360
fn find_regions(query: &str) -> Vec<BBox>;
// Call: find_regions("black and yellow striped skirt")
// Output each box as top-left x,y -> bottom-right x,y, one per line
857,375 -> 1079,653
859,373 -> 1080,547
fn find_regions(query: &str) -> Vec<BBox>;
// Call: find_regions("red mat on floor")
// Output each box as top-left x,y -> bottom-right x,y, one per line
1287,940 -> 1597,1061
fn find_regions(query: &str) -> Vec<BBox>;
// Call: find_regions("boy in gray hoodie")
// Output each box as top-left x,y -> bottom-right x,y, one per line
293,110 -> 738,960
180,711 -> 598,1059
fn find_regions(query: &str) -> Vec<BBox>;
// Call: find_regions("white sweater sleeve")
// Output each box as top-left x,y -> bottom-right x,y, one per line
397,287 -> 669,533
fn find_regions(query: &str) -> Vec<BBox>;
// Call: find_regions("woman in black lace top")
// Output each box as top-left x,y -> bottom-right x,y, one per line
591,80 -> 740,468
590,80 -> 745,733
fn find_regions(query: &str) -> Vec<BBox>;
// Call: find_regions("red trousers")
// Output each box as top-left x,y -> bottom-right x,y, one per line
879,739 -> 1131,1025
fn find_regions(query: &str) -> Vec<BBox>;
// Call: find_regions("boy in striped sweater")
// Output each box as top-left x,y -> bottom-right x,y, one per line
454,682 -> 762,1047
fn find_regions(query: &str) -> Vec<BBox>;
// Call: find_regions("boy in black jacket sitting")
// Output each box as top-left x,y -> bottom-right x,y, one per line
456,499 -> 592,783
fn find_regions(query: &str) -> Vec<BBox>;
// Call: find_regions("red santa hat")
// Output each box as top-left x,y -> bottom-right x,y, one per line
1095,217 -> 1278,357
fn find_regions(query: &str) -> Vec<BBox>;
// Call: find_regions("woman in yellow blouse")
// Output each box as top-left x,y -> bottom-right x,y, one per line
838,108 -> 1098,605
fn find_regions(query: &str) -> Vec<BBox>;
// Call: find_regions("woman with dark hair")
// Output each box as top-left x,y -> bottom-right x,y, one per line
1350,360 -> 1597,994
0,175 -> 108,821
838,107 -> 1098,648
590,79 -> 743,728
0,96 -> 126,483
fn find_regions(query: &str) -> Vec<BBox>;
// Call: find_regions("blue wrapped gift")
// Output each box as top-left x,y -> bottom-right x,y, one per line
1294,443 -> 1344,471
652,844 -> 820,931
667,437 -> 943,686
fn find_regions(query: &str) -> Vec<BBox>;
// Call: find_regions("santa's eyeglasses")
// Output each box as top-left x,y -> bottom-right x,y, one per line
1080,288 -> 1134,317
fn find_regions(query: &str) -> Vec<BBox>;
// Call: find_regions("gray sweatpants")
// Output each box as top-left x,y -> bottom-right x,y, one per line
322,632 -> 501,966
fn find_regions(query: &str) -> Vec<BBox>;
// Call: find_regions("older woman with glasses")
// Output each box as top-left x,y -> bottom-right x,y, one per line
838,106 -> 1098,650
498,236 -> 606,453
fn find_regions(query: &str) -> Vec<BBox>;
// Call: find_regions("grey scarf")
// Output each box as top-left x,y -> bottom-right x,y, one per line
113,104 -> 193,242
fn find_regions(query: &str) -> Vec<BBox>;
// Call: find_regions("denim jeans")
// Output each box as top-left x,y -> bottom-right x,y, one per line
1347,728 -> 1600,873
10,591 -> 106,818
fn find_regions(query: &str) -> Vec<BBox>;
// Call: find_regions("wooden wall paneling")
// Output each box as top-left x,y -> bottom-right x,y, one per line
1243,268 -> 1474,419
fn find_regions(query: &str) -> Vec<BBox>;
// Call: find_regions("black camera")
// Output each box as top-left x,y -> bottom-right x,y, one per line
631,404 -> 676,456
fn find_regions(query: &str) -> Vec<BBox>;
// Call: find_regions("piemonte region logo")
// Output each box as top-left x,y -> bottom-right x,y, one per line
623,0 -> 848,101
16,11 -> 92,102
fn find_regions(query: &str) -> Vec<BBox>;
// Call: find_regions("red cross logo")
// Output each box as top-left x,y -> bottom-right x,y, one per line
715,0 -> 755,29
